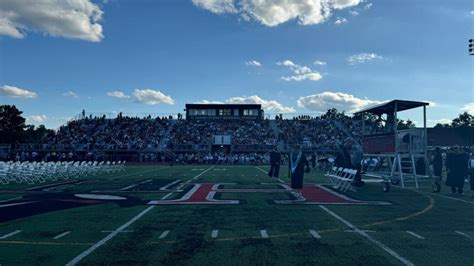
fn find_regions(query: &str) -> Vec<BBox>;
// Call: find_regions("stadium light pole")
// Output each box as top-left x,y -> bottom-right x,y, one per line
470,39 -> 474,56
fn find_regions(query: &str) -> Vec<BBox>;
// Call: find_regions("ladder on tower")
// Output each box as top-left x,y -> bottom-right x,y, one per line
390,153 -> 432,189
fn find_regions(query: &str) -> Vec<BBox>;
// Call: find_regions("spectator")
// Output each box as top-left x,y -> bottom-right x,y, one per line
446,145 -> 468,195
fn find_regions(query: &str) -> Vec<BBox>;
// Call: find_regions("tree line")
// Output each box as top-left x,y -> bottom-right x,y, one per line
0,105 -> 54,145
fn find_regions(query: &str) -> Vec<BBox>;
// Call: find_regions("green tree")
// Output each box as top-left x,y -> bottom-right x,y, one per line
397,119 -> 416,130
23,125 -> 54,143
0,105 -> 26,144
451,112 -> 474,128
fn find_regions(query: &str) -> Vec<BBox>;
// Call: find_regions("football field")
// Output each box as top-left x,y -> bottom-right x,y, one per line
0,165 -> 473,266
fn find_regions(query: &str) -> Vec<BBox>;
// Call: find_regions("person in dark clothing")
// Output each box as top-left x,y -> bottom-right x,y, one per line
446,146 -> 468,195
432,147 -> 443,181
335,145 -> 352,169
288,145 -> 310,198
311,152 -> 317,169
351,144 -> 364,187
268,148 -> 281,180
468,153 -> 474,193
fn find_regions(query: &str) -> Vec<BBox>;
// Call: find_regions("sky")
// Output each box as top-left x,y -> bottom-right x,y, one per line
0,0 -> 473,129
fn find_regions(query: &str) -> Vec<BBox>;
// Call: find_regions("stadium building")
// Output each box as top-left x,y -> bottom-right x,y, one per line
185,104 -> 264,120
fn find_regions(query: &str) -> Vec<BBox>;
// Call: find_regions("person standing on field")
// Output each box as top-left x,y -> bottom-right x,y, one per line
288,145 -> 310,199
268,148 -> 281,181
446,146 -> 468,195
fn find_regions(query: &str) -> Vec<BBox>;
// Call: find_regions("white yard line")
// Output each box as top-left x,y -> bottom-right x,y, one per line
260,230 -> 269,239
309,230 -> 321,239
66,205 -> 155,266
193,166 -> 214,180
320,205 -> 414,266
0,230 -> 22,239
0,197 -> 22,203
0,201 -> 36,208
159,180 -> 182,191
159,230 -> 170,239
211,230 -> 219,238
66,167 -> 212,266
120,179 -> 152,191
455,231 -> 473,240
255,166 -> 267,174
100,230 -> 134,233
345,230 -> 376,233
426,192 -> 474,205
405,231 -> 425,240
53,231 -> 71,240
256,166 -> 285,183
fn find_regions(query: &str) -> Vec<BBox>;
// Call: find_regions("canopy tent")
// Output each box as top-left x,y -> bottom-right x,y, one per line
355,100 -> 429,115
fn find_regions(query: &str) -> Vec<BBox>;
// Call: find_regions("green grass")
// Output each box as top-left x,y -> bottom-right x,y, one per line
0,165 -> 473,265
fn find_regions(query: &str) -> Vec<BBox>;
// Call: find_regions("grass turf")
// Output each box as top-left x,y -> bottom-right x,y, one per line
0,165 -> 473,265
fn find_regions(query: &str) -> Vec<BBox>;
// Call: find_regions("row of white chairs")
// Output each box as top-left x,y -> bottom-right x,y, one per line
325,167 -> 358,192
0,160 -> 126,185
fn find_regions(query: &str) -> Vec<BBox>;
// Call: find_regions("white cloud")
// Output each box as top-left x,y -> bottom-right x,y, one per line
133,89 -> 174,105
0,0 -> 104,42
313,60 -> 327,66
192,0 -> 238,14
470,10 -> 474,15
28,114 -> 47,123
349,10 -> 359,16
297,91 -> 382,113
347,52 -> 383,65
245,60 -> 262,67
364,3 -> 373,10
107,91 -> 130,99
62,91 -> 79,98
429,118 -> 451,125
277,60 -> 323,81
0,85 -> 37,98
192,0 -> 363,27
226,95 -> 295,113
462,103 -> 474,115
199,95 -> 295,113
196,99 -> 225,104
334,17 -> 348,24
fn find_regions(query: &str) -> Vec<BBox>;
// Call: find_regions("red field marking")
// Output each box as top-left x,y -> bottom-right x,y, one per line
275,184 -> 390,205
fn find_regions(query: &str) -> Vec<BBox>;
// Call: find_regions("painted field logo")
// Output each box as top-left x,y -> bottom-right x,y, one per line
148,183 -> 389,205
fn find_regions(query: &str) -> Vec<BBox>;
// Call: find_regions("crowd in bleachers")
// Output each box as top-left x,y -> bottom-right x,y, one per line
42,115 -> 170,151
6,113 -> 365,163
167,120 -> 277,148
277,117 -> 361,151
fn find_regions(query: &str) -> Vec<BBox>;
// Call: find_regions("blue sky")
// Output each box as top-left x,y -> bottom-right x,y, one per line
0,0 -> 473,128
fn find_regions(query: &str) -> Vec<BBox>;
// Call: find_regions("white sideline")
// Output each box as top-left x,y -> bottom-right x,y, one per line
53,231 -> 71,239
455,231 -> 473,240
66,167 -> 213,266
426,193 -> 474,205
260,230 -> 269,239
319,205 -> 414,266
406,231 -> 425,240
159,230 -> 170,239
309,230 -> 321,239
0,230 -> 22,239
